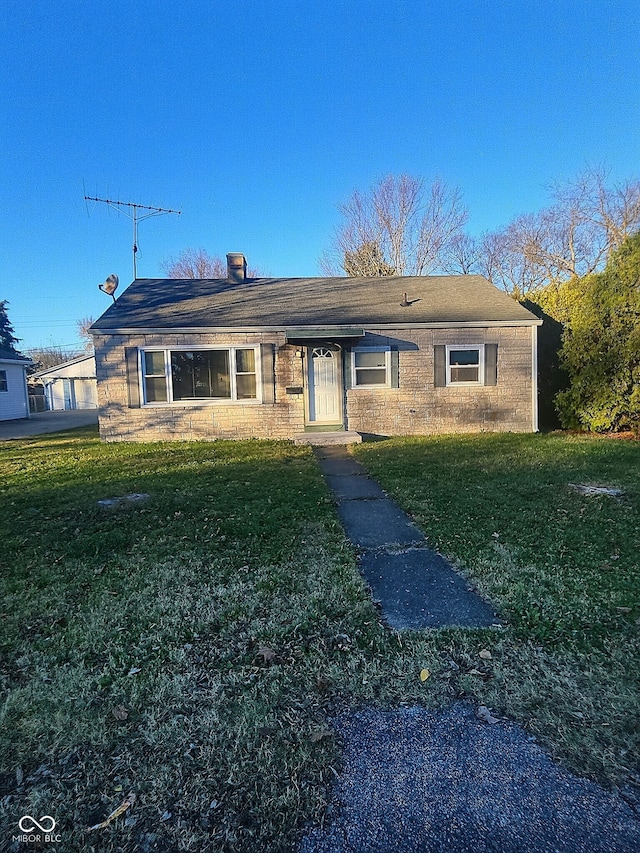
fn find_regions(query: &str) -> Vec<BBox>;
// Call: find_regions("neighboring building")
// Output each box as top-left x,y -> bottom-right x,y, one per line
90,253 -> 542,443
35,354 -> 97,411
0,348 -> 32,421
27,380 -> 47,413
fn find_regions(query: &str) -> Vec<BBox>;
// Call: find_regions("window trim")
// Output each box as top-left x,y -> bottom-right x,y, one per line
0,369 -> 7,392
445,344 -> 485,387
140,346 -> 262,406
351,346 -> 392,388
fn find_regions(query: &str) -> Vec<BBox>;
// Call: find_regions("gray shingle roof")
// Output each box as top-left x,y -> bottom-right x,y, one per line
90,275 -> 540,333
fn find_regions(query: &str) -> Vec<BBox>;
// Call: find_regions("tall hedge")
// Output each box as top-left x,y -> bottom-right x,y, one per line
556,232 -> 640,433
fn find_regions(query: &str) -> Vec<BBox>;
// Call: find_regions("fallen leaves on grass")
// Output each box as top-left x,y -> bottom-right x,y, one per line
310,730 -> 333,743
87,792 -> 136,831
111,705 -> 129,721
478,649 -> 492,660
419,669 -> 431,682
257,725 -> 278,738
256,646 -> 278,665
476,706 -> 499,725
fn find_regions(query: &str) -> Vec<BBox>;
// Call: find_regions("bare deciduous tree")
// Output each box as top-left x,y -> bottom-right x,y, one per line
441,233 -> 481,275
25,346 -> 83,372
322,174 -> 469,276
161,248 -> 263,279
476,217 -> 556,298
76,316 -> 95,353
477,168 -> 640,297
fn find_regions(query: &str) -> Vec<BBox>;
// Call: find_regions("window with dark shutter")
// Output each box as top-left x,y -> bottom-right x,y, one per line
435,344 -> 495,387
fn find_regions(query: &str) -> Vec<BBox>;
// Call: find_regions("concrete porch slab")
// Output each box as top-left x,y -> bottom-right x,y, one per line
294,431 -> 362,446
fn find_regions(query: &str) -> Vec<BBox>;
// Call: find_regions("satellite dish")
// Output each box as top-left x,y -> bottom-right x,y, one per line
99,274 -> 119,303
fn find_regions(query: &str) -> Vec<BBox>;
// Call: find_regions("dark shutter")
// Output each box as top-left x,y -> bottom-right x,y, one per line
343,350 -> 353,390
484,343 -> 498,386
390,349 -> 399,388
125,347 -> 140,408
434,345 -> 446,387
260,344 -> 275,404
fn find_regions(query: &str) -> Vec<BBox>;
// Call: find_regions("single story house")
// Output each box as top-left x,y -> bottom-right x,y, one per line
90,253 -> 542,443
35,354 -> 97,411
0,348 -> 32,421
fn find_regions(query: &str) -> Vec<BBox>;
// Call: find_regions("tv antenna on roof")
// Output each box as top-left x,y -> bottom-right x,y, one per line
84,195 -> 181,279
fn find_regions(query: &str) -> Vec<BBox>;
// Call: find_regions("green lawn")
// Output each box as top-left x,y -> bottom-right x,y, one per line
0,428 -> 638,852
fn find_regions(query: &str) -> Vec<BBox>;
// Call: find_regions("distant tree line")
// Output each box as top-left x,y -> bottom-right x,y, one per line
161,248 -> 263,279
321,167 -> 640,299
0,301 -> 95,375
322,168 -> 640,434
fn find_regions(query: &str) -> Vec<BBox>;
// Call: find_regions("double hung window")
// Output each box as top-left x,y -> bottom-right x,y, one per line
446,345 -> 484,386
141,348 -> 259,404
0,370 -> 7,392
352,347 -> 391,387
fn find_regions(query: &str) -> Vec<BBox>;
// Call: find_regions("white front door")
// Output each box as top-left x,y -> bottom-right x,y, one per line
307,346 -> 342,424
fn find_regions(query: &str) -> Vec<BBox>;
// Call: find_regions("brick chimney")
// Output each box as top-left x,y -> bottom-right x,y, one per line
226,253 -> 247,283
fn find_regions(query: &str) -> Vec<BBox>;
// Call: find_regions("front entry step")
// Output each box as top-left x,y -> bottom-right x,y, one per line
303,424 -> 345,432
293,430 -> 362,446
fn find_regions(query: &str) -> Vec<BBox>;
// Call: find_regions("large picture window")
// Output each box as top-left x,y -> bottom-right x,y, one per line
171,350 -> 231,400
352,347 -> 391,387
142,348 -> 259,404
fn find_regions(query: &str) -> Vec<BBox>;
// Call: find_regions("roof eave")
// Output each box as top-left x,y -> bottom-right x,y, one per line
91,318 -> 542,336
33,354 -> 95,377
0,356 -> 32,365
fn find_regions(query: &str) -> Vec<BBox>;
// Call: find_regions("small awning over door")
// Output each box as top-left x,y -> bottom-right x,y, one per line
285,327 -> 365,343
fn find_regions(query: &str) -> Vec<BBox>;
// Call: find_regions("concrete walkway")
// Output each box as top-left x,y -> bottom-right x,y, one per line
314,445 -> 500,630
301,446 -> 640,853
0,409 -> 98,440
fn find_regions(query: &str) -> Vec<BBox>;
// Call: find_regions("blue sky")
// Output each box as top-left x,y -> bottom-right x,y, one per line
2,0 -> 639,352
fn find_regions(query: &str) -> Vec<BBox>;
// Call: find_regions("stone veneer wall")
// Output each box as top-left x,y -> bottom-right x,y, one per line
94,324 -> 536,442
94,332 -> 305,442
345,327 -> 536,435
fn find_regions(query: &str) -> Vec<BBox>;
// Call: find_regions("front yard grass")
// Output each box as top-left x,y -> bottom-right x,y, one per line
354,432 -> 640,785
0,428 -> 638,851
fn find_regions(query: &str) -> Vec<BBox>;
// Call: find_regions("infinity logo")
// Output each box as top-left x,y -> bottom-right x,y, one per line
18,815 -> 56,833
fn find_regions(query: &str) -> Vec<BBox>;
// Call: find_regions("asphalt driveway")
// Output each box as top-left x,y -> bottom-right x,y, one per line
299,703 -> 640,853
0,410 -> 98,440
